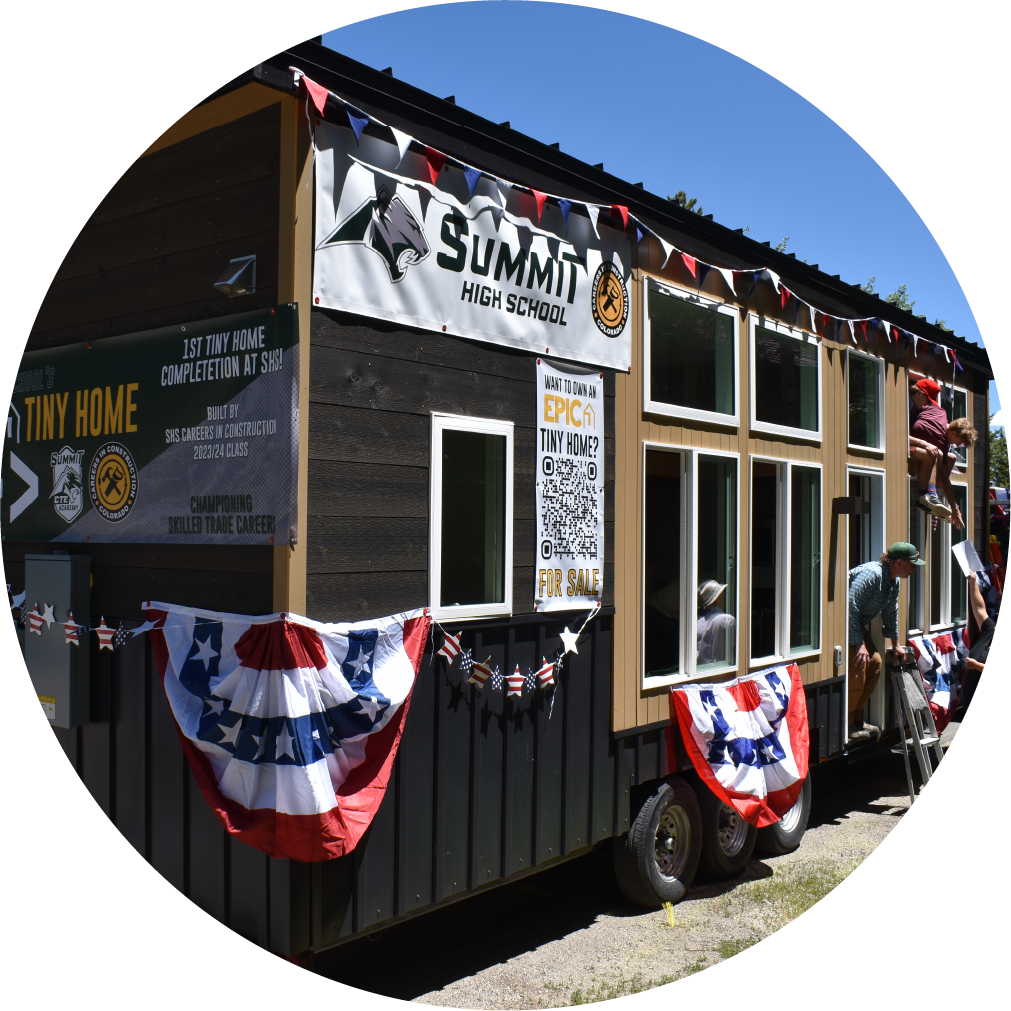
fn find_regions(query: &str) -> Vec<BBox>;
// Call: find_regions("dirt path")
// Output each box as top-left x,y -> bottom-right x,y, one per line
314,746 -> 927,1007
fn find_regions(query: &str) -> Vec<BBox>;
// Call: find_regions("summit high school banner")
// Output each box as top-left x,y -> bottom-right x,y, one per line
3,306 -> 299,545
313,120 -> 633,371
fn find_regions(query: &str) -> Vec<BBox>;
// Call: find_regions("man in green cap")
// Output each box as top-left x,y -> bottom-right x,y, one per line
847,542 -> 925,740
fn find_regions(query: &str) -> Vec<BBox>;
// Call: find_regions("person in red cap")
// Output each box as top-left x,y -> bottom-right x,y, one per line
908,377 -> 976,527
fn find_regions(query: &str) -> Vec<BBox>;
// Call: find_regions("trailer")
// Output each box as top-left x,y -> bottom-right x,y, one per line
6,38 -> 992,964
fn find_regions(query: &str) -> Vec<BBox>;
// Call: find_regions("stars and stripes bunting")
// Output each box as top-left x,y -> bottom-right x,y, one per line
28,604 -> 43,636
506,664 -> 525,697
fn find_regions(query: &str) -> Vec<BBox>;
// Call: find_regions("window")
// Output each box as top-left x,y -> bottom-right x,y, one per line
750,317 -> 821,440
847,350 -> 884,450
908,479 -> 925,633
429,413 -> 513,620
927,482 -> 969,630
750,460 -> 821,662
643,279 -> 738,425
642,445 -> 738,685
848,469 -> 885,570
942,385 -> 969,468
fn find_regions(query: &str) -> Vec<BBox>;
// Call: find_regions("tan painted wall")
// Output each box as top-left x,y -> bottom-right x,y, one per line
613,238 -> 980,732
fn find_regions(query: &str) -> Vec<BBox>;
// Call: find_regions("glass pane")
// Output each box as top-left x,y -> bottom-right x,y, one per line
848,474 -> 871,569
751,462 -> 779,658
848,355 -> 879,447
950,485 -> 968,624
644,450 -> 683,678
754,326 -> 819,431
648,288 -> 734,416
790,467 -> 821,653
440,430 -> 506,606
945,388 -> 968,466
908,481 -> 924,631
697,456 -> 737,670
929,515 -> 943,627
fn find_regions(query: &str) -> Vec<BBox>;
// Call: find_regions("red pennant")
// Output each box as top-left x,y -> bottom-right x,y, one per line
530,189 -> 548,222
859,320 -> 868,341
780,285 -> 791,310
425,148 -> 447,185
681,253 -> 697,278
611,204 -> 629,229
302,76 -> 329,117
814,311 -> 824,335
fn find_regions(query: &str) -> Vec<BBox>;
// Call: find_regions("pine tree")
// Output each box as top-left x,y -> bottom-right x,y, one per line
990,420 -> 1009,488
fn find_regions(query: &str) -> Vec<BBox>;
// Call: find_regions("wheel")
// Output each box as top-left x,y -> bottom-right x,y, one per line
613,778 -> 702,908
698,788 -> 757,880
755,775 -> 812,856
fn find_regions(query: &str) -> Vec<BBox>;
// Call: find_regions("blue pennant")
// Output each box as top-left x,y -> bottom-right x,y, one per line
557,198 -> 571,232
346,105 -> 369,146
463,166 -> 482,199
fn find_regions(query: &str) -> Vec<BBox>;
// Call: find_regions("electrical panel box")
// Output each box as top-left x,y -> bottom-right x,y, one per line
24,553 -> 91,729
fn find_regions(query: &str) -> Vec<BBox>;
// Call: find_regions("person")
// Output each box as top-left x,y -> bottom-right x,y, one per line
907,377 -> 977,527
847,542 -> 924,740
697,579 -> 735,666
960,570 -> 997,709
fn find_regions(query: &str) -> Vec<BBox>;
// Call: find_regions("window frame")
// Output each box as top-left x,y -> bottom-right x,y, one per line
944,382 -> 970,471
846,348 -> 886,453
907,476 -> 926,635
429,411 -> 514,622
640,441 -> 741,689
926,477 -> 970,632
642,277 -> 741,428
846,464 -> 887,568
748,457 -> 824,666
748,314 -> 823,443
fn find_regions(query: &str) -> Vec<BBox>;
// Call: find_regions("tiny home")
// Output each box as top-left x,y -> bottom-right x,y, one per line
6,39 -> 992,962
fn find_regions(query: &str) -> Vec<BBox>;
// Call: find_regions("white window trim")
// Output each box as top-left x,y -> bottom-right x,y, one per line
640,441 -> 741,689
748,314 -> 823,443
642,277 -> 740,428
846,464 -> 887,564
748,457 -> 824,667
946,383 -> 970,471
927,478 -> 970,632
429,412 -> 514,622
846,347 -> 886,453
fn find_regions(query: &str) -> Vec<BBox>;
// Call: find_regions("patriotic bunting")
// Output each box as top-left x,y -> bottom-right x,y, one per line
681,252 -> 697,279
530,188 -> 548,222
96,618 -> 115,651
506,665 -> 525,697
28,604 -> 42,636
536,656 -> 557,688
64,612 -> 81,646
436,630 -> 462,661
468,657 -> 492,687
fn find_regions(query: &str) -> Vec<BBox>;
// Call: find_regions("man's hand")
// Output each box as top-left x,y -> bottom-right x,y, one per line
965,657 -> 985,672
852,644 -> 869,672
951,505 -> 964,530
890,644 -> 906,660
926,444 -> 943,459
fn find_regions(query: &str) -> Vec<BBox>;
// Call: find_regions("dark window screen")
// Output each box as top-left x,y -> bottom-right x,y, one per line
751,462 -> 778,658
644,450 -> 682,678
848,354 -> 880,447
754,327 -> 818,431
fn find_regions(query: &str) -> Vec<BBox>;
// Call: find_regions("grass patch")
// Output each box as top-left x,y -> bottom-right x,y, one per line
677,956 -> 708,978
567,970 -> 677,1005
718,936 -> 760,959
740,859 -> 859,923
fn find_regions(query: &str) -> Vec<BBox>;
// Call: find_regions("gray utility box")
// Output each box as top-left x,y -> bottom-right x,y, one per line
24,553 -> 91,729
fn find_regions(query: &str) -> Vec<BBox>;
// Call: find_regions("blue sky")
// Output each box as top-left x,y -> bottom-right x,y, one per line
323,3 -> 1001,420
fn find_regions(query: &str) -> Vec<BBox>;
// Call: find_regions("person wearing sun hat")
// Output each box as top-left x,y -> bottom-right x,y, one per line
908,376 -> 977,527
697,579 -> 735,667
847,542 -> 924,740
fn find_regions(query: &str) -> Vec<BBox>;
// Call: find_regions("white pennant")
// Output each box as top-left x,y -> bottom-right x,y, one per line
847,319 -> 855,343
718,267 -> 735,293
390,128 -> 413,165
495,178 -> 512,207
658,236 -> 676,269
587,204 -> 600,239
765,269 -> 781,294
912,335 -> 920,356
883,321 -> 891,342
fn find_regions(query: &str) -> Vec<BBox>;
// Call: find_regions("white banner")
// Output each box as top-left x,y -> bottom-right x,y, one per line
534,358 -> 605,612
313,120 -> 632,371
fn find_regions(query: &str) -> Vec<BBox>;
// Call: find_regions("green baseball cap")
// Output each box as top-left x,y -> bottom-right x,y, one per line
887,541 -> 925,565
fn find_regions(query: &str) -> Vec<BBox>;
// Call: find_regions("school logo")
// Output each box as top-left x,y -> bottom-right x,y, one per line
321,185 -> 430,282
50,446 -> 85,523
590,261 -> 628,338
89,442 -> 138,522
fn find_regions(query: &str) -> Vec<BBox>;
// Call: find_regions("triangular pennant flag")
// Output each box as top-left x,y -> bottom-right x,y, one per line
558,199 -> 571,232
952,350 -> 963,372
345,105 -> 369,146
495,178 -> 512,207
425,147 -> 447,185
697,263 -> 711,288
302,76 -> 329,117
765,269 -> 781,293
611,204 -> 629,229
939,344 -> 950,363
657,236 -> 675,268
792,297 -> 800,326
719,268 -> 736,293
530,188 -> 548,222
911,334 -> 920,356
391,127 -> 413,165
681,252 -> 697,279
635,221 -> 646,245
883,320 -> 891,342
748,272 -> 761,297
463,166 -> 482,200
858,320 -> 868,341
587,204 -> 600,238
780,285 -> 792,311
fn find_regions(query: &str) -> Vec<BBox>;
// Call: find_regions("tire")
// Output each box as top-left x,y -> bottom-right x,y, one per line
755,775 -> 812,856
697,788 -> 758,880
613,778 -> 702,908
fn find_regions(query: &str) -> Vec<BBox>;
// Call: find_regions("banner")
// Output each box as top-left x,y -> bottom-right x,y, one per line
313,120 -> 632,371
534,358 -> 605,611
3,305 -> 299,544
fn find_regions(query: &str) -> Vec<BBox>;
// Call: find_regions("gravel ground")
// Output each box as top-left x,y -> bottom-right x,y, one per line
314,737 -> 949,1007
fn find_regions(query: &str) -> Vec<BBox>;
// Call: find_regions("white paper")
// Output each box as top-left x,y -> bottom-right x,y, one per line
951,538 -> 985,576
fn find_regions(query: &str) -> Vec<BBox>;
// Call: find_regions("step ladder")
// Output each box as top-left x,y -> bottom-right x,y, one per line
890,659 -> 944,805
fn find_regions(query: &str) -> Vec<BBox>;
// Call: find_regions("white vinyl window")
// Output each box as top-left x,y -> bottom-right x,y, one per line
943,384 -> 969,469
907,477 -> 926,634
429,413 -> 514,621
642,444 -> 739,687
847,349 -> 885,451
928,481 -> 969,630
749,459 -> 822,664
643,278 -> 739,426
749,316 -> 822,441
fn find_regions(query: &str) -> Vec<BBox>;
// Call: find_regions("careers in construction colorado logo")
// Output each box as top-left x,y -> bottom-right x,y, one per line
590,261 -> 628,338
89,442 -> 138,522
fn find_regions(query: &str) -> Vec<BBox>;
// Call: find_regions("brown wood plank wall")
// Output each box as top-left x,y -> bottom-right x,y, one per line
612,237 -> 984,733
305,310 -> 616,621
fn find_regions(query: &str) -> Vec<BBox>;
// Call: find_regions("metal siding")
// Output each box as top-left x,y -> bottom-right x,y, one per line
229,839 -> 269,945
563,648 -> 591,853
357,783 -> 397,929
149,661 -> 185,890
188,774 -> 228,922
318,855 -> 354,947
113,634 -> 147,854
590,618 -> 615,843
470,700 -> 504,888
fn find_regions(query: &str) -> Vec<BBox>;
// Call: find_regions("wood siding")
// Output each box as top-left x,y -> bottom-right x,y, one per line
612,240 -> 985,732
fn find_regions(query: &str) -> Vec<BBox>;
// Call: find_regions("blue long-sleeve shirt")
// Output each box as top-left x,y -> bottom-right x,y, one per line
848,561 -> 899,645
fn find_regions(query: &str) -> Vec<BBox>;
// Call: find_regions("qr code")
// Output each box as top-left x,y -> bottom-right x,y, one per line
540,457 -> 599,559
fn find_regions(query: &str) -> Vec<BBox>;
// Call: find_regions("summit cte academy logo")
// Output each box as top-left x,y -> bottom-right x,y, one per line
50,446 -> 85,523
321,185 -> 430,282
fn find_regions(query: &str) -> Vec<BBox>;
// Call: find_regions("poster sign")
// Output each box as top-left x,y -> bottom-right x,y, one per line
313,119 -> 632,371
3,305 -> 299,545
534,358 -> 605,611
